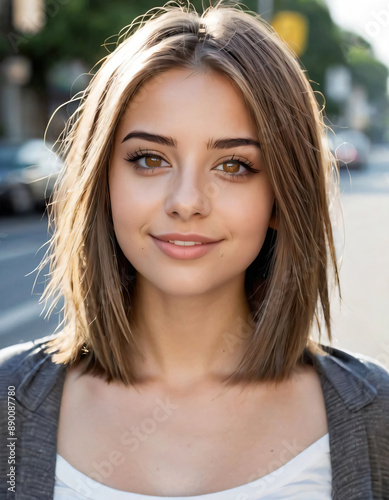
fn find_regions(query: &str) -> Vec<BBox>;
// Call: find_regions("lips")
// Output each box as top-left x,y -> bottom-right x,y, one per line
152,233 -> 221,244
151,234 -> 223,260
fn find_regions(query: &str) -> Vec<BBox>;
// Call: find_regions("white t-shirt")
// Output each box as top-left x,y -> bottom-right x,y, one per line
54,433 -> 331,499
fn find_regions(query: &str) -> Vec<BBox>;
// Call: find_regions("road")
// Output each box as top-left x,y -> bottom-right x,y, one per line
324,145 -> 389,369
0,213 -> 63,349
0,146 -> 388,368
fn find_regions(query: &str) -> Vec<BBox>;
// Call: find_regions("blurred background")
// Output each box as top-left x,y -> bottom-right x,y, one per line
0,0 -> 388,368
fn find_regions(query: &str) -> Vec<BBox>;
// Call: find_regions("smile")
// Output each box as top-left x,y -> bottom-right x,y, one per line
151,236 -> 222,259
168,240 -> 203,246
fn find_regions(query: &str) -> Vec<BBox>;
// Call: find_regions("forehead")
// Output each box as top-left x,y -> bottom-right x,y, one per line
116,68 -> 257,141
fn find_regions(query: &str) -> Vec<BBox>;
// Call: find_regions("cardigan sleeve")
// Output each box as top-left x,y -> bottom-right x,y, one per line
0,341 -> 36,498
363,357 -> 389,496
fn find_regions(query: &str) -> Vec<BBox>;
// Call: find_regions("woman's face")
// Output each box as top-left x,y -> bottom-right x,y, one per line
109,67 -> 275,297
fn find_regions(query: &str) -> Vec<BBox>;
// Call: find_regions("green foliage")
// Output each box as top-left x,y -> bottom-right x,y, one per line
269,0 -> 388,122
1,0 -> 386,126
342,37 -> 388,103
1,0 -> 206,87
273,0 -> 347,115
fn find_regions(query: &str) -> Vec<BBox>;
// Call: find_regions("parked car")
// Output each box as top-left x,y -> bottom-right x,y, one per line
0,140 -> 62,215
327,129 -> 371,170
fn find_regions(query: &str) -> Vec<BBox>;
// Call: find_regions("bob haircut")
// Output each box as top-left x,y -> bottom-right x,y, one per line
40,0 -> 341,386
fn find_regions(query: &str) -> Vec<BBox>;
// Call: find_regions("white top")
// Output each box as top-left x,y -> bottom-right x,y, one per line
54,433 -> 331,499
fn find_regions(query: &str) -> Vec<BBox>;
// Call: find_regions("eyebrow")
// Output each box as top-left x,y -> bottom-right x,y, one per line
121,131 -> 261,150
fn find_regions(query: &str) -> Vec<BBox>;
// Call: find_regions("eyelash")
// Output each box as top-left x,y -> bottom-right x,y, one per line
123,148 -> 259,181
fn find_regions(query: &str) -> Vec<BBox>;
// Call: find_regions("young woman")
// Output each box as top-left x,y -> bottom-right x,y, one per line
0,2 -> 388,499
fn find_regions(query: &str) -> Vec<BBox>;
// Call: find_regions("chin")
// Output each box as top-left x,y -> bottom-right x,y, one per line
138,269 -> 238,298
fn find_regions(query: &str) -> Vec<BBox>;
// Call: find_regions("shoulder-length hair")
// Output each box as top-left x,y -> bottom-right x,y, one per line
40,0 -> 341,386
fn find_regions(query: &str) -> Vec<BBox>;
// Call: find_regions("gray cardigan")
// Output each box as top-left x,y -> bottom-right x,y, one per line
0,333 -> 388,499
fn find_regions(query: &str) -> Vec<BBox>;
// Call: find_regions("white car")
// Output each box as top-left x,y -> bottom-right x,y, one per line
0,139 -> 63,215
327,129 -> 371,170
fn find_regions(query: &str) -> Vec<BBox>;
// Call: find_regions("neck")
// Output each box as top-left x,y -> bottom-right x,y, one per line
128,274 -> 254,390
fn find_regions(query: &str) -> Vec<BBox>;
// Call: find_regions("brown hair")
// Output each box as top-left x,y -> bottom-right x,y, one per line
39,0 -> 341,386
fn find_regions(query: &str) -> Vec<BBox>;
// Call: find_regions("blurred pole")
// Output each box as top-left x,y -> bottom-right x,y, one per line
2,57 -> 31,140
0,0 -> 12,32
0,0 -> 43,140
258,0 -> 274,22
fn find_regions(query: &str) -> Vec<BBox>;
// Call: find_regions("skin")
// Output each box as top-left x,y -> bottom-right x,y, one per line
108,67 -> 277,392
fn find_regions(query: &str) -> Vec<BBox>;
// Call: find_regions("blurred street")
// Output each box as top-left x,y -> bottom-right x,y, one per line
0,213 -> 63,349
0,144 -> 388,365
327,144 -> 389,368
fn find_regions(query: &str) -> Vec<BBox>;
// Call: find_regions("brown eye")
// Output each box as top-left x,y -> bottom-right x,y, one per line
145,156 -> 162,167
222,162 -> 240,173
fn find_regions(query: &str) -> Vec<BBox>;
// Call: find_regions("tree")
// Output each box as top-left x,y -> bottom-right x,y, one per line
1,0 -> 206,89
1,0 -> 386,138
269,0 -> 388,134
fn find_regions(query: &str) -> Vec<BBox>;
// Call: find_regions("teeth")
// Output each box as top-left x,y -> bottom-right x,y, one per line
168,240 -> 203,246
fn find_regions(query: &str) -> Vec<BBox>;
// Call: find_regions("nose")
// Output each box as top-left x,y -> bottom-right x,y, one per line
165,165 -> 212,221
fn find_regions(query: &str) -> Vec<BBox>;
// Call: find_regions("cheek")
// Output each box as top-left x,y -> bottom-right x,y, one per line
109,164 -> 165,217
220,187 -> 274,272
108,166 -> 162,264
109,166 -> 149,227
109,166 -> 134,213
220,183 -> 274,246
109,167 -> 139,249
